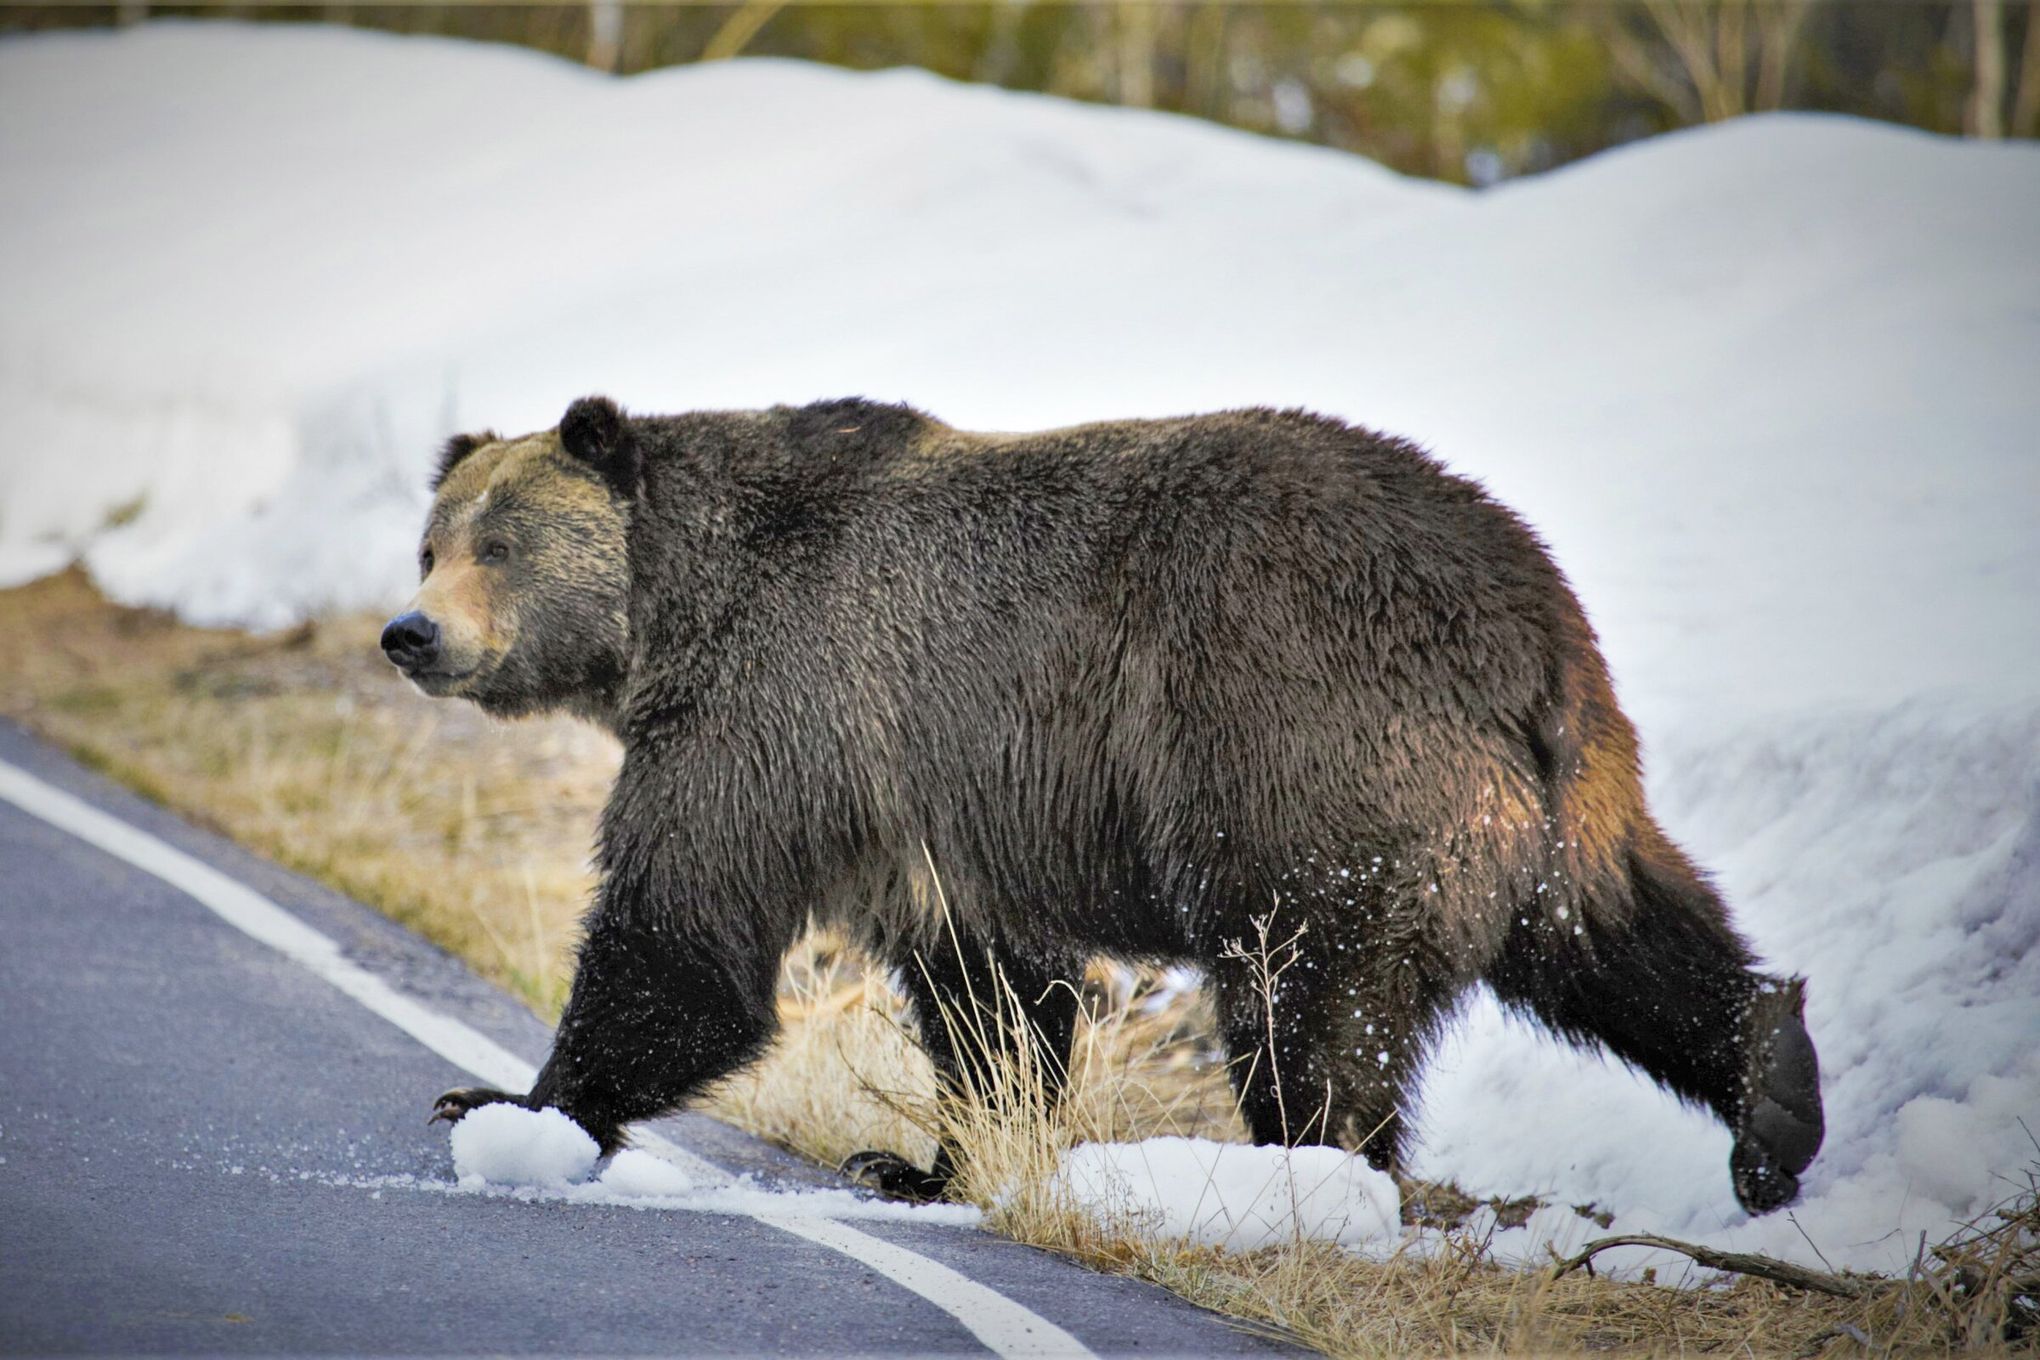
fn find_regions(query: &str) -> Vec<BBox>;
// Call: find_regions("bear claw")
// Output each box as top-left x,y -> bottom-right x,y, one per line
1730,1138 -> 1802,1216
429,1086 -> 518,1126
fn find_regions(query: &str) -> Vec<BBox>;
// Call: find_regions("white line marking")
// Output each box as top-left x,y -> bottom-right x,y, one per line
0,756 -> 1094,1360
761,1215 -> 1086,1358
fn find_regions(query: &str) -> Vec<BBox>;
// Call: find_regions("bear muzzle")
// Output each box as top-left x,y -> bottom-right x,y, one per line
380,610 -> 444,675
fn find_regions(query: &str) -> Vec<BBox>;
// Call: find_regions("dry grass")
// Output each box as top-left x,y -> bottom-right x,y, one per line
3,570 -> 2031,1357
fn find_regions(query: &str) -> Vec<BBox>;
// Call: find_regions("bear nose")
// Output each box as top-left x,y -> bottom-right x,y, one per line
380,611 -> 441,669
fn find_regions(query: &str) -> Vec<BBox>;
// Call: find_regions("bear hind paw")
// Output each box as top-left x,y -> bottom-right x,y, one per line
840,1149 -> 952,1202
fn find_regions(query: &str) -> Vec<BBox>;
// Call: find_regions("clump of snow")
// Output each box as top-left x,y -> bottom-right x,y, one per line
1053,1138 -> 1401,1251
597,1147 -> 697,1198
449,1104 -> 598,1189
3,23 -> 2036,1276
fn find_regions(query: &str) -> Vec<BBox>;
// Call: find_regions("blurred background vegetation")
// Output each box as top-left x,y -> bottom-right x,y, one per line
8,1 -> 2036,181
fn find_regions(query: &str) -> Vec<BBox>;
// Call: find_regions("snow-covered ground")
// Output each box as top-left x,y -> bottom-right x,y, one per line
2,23 -> 2034,1274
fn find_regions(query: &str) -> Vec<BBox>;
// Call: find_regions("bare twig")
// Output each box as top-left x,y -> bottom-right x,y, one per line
1549,1233 -> 1877,1299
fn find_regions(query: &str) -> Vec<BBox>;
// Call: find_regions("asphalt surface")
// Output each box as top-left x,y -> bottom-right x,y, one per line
0,721 -> 1300,1358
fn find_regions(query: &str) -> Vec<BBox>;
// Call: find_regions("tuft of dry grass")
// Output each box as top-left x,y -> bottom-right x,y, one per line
707,932 -> 940,1170
4,571 -> 2032,1357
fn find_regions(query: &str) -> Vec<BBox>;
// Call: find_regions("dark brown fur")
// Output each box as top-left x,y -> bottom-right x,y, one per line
394,396 -> 1824,1215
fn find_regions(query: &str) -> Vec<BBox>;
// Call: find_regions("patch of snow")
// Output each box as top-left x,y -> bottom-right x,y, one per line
1140,965 -> 1206,1014
597,1146 -> 697,1198
1053,1138 -> 1401,1251
437,1104 -> 981,1225
583,1175 -> 984,1227
2,23 -> 2035,1274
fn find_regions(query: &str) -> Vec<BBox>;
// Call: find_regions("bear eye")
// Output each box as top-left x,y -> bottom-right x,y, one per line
480,539 -> 511,565
420,546 -> 435,576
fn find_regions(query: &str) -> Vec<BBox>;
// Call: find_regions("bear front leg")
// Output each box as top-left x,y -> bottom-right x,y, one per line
541,908 -> 787,1154
1213,916 -> 1460,1174
428,869 -> 795,1156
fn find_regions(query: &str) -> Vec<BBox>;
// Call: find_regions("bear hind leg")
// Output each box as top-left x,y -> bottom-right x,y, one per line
1483,834 -> 1823,1215
843,931 -> 1081,1201
1213,912 -> 1460,1176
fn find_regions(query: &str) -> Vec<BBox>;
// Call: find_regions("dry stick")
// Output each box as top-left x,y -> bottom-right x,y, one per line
1549,1233 -> 1874,1300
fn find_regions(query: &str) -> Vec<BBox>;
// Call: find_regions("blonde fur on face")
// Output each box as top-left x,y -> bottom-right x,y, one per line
398,429 -> 631,723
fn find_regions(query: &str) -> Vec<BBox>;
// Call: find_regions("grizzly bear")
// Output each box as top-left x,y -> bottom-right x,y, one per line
383,395 -> 1824,1215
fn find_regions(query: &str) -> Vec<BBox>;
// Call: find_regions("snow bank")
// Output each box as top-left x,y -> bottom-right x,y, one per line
441,1104 -> 980,1225
3,23 -> 2034,1273
1054,1138 -> 1401,1251
0,22 -> 1446,625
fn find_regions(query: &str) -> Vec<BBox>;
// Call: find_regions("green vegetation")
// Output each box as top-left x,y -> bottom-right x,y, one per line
8,2 -> 2034,182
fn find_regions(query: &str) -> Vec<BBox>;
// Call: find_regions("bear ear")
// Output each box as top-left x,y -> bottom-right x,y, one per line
431,430 -> 498,491
559,395 -> 639,496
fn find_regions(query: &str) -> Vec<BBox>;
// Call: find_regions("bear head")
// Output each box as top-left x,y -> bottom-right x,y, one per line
381,396 -> 636,727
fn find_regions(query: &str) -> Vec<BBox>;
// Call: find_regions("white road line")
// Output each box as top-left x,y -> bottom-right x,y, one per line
0,756 -> 1094,1360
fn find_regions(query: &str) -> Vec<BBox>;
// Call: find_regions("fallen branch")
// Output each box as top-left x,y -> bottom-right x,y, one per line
1549,1233 -> 1874,1299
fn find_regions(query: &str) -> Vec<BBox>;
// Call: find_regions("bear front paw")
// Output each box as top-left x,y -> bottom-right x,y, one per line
841,1149 -> 952,1202
428,1085 -> 520,1126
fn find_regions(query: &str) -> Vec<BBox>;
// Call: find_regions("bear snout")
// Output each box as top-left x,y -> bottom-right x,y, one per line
380,611 -> 442,672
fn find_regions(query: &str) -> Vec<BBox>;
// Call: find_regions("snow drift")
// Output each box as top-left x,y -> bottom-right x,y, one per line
2,23 -> 2035,1273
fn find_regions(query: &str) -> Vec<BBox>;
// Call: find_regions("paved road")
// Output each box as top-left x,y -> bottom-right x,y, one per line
0,722 -> 1297,1357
